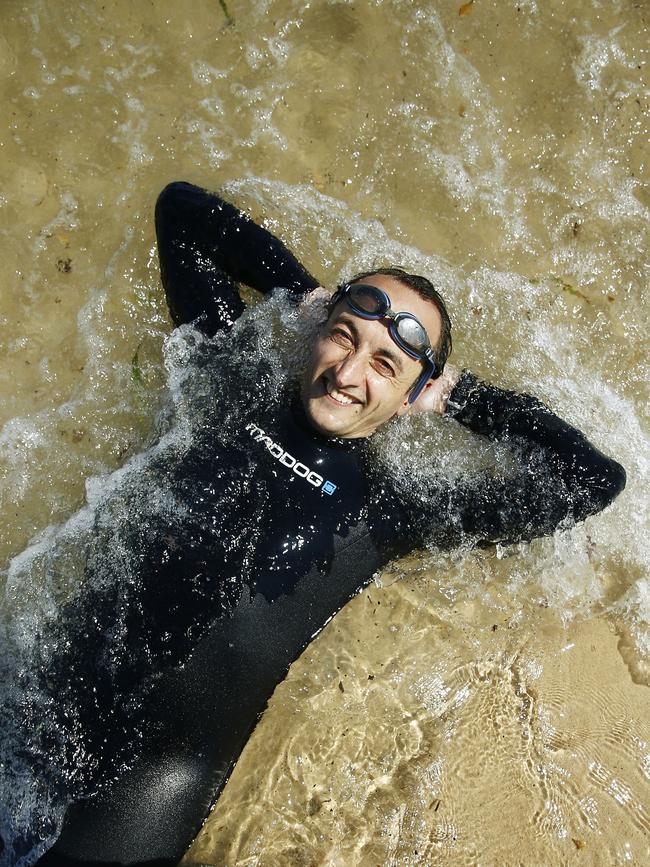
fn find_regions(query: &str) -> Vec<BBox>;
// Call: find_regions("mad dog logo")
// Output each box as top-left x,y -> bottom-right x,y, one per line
245,423 -> 337,495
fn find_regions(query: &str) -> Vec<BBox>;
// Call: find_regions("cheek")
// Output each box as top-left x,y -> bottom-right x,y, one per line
366,368 -> 408,398
309,337 -> 338,375
304,349 -> 326,385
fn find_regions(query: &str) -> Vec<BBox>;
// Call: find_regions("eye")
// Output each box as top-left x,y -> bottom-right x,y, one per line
373,357 -> 396,378
329,327 -> 353,346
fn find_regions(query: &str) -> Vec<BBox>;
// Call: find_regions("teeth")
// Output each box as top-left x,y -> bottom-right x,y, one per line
327,383 -> 356,405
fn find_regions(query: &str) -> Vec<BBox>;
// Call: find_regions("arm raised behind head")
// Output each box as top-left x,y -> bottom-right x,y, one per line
155,181 -> 319,335
425,369 -> 626,546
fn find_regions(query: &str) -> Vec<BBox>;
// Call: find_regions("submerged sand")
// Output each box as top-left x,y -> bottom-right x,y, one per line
0,0 -> 648,864
184,603 -> 650,865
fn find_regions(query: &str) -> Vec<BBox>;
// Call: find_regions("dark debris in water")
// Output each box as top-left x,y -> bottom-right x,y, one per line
550,276 -> 591,304
307,794 -> 322,816
56,257 -> 72,273
218,0 -> 233,26
131,342 -> 144,387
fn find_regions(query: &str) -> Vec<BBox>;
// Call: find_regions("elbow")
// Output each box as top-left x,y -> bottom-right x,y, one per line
603,457 -> 626,504
155,181 -> 193,225
578,456 -> 626,519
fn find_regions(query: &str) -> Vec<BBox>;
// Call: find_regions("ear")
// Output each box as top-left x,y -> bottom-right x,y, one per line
395,378 -> 436,417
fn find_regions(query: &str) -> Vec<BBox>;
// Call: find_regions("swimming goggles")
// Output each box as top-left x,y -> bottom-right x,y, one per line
330,282 -> 439,404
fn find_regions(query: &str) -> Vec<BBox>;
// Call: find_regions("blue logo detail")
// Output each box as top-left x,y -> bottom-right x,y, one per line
322,480 -> 337,496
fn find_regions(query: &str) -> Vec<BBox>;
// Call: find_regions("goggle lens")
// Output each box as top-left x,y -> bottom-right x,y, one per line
346,284 -> 430,354
395,316 -> 428,352
349,285 -> 384,315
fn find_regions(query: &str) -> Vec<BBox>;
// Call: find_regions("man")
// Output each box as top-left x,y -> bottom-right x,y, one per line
302,274 -> 453,436
33,181 -> 624,866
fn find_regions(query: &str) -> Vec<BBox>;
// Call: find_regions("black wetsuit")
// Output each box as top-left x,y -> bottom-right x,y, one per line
33,182 -> 625,867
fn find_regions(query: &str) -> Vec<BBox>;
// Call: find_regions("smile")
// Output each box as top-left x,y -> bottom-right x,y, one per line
325,381 -> 361,406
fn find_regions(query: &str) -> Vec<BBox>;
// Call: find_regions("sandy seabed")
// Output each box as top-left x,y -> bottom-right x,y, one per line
1,0 -> 648,864
184,607 -> 650,866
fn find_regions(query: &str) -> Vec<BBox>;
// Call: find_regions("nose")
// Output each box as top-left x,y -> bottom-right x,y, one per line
332,349 -> 367,387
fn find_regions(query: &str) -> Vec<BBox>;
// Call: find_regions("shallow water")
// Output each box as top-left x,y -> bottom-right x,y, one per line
0,0 -> 648,864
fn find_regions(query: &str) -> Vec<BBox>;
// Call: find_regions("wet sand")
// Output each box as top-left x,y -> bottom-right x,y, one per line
184,604 -> 650,865
1,0 -> 648,864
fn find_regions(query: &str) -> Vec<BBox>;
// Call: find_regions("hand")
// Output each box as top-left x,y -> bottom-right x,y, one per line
302,286 -> 332,304
404,364 -> 461,416
296,286 -> 333,332
298,286 -> 331,308
297,286 -> 331,321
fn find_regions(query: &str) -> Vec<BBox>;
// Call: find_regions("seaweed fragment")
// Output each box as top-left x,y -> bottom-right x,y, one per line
132,341 -> 144,387
550,276 -> 591,304
218,0 -> 234,25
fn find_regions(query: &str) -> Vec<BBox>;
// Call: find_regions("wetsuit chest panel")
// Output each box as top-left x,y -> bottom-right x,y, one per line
239,406 -> 370,601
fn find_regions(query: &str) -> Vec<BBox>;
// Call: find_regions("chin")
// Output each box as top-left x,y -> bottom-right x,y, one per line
300,376 -> 370,438
305,399 -> 351,436
302,391 -> 366,437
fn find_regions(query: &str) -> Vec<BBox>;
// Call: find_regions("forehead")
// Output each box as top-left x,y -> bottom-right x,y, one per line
344,274 -> 443,347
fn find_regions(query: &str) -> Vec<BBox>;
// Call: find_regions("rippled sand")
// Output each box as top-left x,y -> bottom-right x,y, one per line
1,0 -> 648,864
185,602 -> 650,865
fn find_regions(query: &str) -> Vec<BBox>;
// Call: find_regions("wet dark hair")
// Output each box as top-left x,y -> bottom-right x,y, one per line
341,267 -> 453,373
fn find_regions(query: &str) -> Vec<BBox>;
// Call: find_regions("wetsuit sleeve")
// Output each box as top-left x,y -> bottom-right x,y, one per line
155,181 -> 320,335
440,371 -> 626,545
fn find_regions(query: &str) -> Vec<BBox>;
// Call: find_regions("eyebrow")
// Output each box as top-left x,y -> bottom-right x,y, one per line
336,314 -> 406,373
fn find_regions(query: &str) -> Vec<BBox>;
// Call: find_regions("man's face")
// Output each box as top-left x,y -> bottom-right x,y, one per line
301,275 -> 443,439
